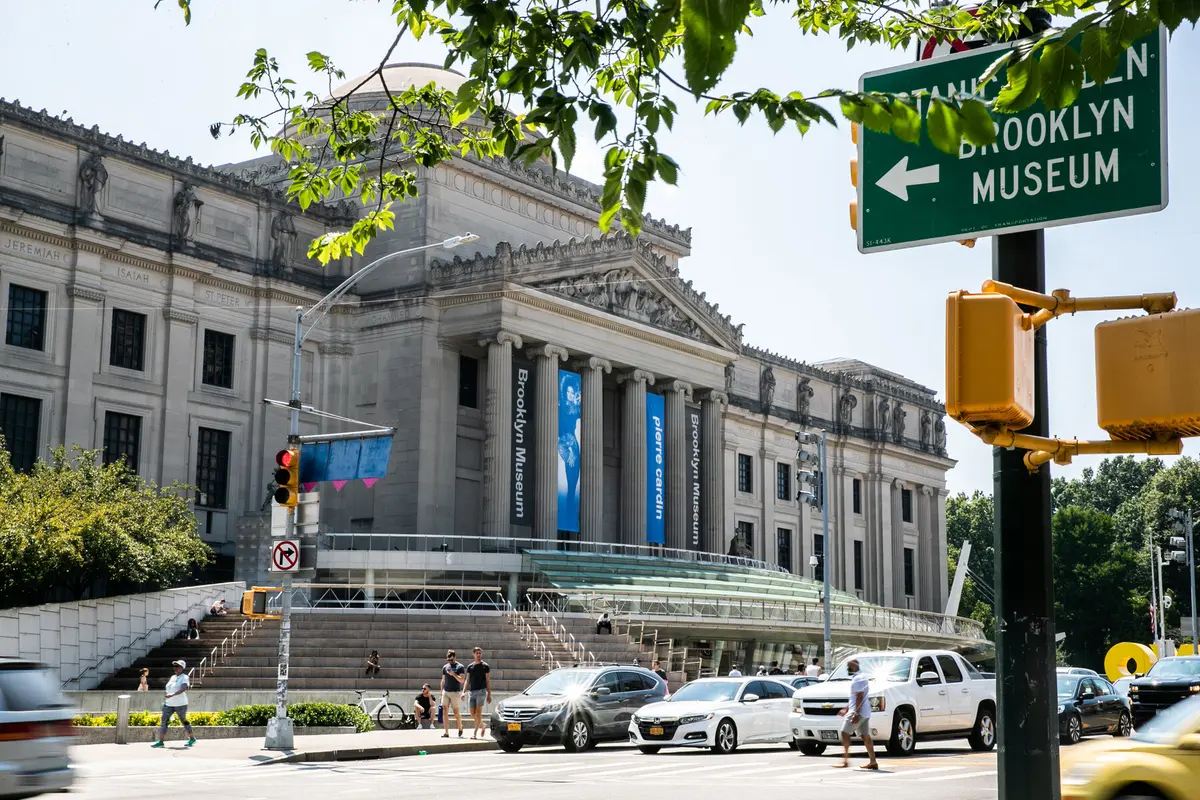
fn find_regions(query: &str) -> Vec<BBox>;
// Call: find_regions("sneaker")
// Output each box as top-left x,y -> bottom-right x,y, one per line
186,738 -> 197,747
150,741 -> 164,749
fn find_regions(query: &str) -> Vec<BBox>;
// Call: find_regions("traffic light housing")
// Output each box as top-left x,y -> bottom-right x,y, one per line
273,446 -> 301,508
946,290 -> 1035,429
795,431 -> 822,509
850,124 -> 859,232
1095,308 -> 1200,441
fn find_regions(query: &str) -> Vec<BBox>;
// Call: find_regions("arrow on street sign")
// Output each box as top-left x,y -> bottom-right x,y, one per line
876,157 -> 941,201
271,539 -> 300,573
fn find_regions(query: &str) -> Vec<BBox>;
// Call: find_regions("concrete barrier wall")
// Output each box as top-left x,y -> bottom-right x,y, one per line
67,689 -> 522,714
0,582 -> 246,690
72,725 -> 357,745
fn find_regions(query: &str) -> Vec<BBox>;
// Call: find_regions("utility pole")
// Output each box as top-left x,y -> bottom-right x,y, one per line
992,230 -> 1059,800
797,430 -> 831,670
820,430 -> 831,670
1188,513 -> 1196,653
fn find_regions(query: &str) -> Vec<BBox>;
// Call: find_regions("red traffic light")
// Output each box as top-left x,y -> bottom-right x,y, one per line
276,449 -> 294,468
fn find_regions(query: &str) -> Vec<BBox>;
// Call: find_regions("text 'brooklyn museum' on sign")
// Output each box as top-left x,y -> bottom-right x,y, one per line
856,28 -> 1166,253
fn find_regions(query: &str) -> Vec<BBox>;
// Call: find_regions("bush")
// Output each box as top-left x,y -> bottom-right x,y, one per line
289,702 -> 373,733
215,705 -> 274,727
72,702 -> 370,731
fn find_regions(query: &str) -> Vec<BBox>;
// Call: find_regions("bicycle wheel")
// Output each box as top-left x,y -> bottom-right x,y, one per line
376,702 -> 406,730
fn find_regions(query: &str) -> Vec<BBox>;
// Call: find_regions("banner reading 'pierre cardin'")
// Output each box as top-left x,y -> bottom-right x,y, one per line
646,392 -> 666,545
510,359 -> 535,526
686,402 -> 703,551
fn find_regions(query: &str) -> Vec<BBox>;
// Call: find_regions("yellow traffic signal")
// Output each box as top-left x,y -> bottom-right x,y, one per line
273,446 -> 301,508
849,124 -> 859,232
945,290 -> 1035,429
1096,308 -> 1200,441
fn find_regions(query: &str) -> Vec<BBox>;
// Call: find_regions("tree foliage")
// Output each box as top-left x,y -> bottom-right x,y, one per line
946,491 -> 996,640
0,442 -> 211,607
157,0 -> 1196,265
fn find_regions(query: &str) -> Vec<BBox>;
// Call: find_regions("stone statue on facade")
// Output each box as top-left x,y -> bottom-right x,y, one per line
934,417 -> 947,453
796,378 -> 814,419
78,153 -> 108,214
892,402 -> 907,443
876,398 -> 890,436
270,212 -> 297,269
536,268 -> 705,340
173,183 -> 203,245
838,389 -> 857,428
728,534 -> 753,559
921,410 -> 933,448
724,363 -> 736,394
759,367 -> 776,413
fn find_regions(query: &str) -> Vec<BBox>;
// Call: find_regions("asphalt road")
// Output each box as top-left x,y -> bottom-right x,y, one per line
71,740 -> 998,800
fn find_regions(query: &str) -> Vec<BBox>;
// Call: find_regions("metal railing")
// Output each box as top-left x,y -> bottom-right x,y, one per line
532,589 -> 987,642
503,599 -> 562,671
61,606 -> 196,690
527,598 -> 597,666
263,584 -> 509,613
190,616 -> 265,687
321,533 -> 787,573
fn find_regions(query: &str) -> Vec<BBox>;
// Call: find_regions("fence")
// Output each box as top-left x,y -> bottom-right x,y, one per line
263,584 -> 509,613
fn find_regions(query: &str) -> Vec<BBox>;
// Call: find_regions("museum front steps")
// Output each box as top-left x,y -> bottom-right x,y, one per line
98,612 -> 273,691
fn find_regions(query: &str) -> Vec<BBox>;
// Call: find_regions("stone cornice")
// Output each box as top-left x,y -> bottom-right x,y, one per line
66,282 -> 105,302
162,307 -> 199,325
318,341 -> 355,356
250,327 -> 296,346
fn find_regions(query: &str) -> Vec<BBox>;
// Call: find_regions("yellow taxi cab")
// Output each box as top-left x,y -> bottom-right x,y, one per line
1061,694 -> 1200,800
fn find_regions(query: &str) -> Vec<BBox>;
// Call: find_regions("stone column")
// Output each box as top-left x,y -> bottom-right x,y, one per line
888,477 -> 905,607
918,485 -> 935,611
160,307 -> 200,488
534,344 -> 568,539
664,381 -> 692,552
935,489 -> 949,610
63,283 -> 106,451
579,357 -> 611,542
619,369 -> 655,545
700,390 -> 728,554
480,331 -> 522,539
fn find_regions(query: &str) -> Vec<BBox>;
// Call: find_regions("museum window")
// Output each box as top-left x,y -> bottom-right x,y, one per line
102,411 -> 142,474
195,427 -> 231,510
109,309 -> 147,371
737,454 -> 753,493
854,539 -> 864,591
776,462 -> 791,501
458,355 -> 479,409
0,393 -> 41,472
735,520 -> 754,555
5,284 -> 47,351
853,478 -> 862,514
813,533 -> 825,582
904,547 -> 916,597
776,528 -> 792,573
202,330 -> 236,389
901,487 -> 914,523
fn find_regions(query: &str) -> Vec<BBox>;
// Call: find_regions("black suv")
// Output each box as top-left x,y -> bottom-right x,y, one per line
1129,656 -> 1200,727
491,666 -> 667,752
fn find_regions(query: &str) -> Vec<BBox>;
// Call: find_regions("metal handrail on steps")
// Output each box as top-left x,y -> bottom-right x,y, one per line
505,599 -> 562,672
61,606 -> 195,690
190,616 -> 264,687
528,597 -> 593,665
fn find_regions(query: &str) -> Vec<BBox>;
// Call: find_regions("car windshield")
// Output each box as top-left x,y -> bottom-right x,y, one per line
668,681 -> 740,703
0,666 -> 71,711
523,670 -> 596,697
826,657 -> 912,683
1147,659 -> 1200,679
1131,695 -> 1200,744
1057,676 -> 1082,698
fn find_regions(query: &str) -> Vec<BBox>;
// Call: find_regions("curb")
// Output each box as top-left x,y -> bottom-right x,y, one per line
257,738 -> 498,764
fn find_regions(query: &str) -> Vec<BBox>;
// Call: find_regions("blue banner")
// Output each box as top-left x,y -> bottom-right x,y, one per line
557,369 -> 582,533
646,392 -> 666,544
299,435 -> 394,490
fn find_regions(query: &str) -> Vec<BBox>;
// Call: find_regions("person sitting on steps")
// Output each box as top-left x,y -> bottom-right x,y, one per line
596,612 -> 612,635
364,650 -> 381,679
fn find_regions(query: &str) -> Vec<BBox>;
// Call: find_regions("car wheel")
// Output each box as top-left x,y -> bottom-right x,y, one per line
711,718 -> 738,754
1062,714 -> 1082,745
1115,710 -> 1133,738
887,710 -> 917,757
564,716 -> 592,752
638,746 -> 661,755
498,740 -> 522,753
798,740 -> 827,756
968,706 -> 997,752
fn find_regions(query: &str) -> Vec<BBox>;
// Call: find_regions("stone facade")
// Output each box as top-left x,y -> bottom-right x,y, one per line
0,66 -> 953,612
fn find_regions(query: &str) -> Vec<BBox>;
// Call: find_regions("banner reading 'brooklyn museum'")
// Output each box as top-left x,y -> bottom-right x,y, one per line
510,360 -> 535,526
646,393 -> 666,545
686,403 -> 702,551
557,369 -> 582,533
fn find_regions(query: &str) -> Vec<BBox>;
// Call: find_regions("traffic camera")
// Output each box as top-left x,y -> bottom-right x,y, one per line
273,446 -> 301,508
945,290 -> 1035,429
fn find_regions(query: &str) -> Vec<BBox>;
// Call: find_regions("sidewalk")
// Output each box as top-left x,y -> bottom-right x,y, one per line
71,726 -> 498,767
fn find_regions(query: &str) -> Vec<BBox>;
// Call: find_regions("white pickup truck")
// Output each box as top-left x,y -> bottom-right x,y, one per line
789,649 -> 997,757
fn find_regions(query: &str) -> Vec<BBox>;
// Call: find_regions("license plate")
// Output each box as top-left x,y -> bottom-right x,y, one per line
820,730 -> 839,742
507,722 -> 521,732
649,727 -> 664,736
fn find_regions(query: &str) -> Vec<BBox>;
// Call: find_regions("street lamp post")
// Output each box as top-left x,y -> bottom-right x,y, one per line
264,232 -> 478,750
798,430 -> 831,672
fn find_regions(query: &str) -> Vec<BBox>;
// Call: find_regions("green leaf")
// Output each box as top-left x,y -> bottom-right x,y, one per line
1158,0 -> 1185,32
993,55 -> 1040,114
1038,42 -> 1083,110
1058,12 -> 1103,46
625,172 -> 647,217
890,100 -> 920,144
591,103 -> 618,141
1080,27 -> 1120,85
959,99 -> 996,147
926,98 -> 963,155
977,51 -> 1013,89
558,121 -> 577,173
860,97 -> 891,134
680,0 -> 752,95
656,154 -> 680,185
839,96 -> 865,124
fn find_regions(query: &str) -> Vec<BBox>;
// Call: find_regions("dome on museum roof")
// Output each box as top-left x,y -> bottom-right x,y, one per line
329,62 -> 470,100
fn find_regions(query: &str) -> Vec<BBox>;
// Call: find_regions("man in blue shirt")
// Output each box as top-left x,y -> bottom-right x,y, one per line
834,659 -> 878,770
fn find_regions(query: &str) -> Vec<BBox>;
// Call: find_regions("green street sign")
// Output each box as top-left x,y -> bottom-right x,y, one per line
856,28 -> 1167,254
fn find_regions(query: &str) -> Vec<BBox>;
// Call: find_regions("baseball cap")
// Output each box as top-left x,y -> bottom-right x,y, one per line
172,659 -> 187,669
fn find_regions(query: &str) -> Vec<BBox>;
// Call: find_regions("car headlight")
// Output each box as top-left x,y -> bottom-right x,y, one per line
679,714 -> 713,725
869,696 -> 886,712
1057,705 -> 1064,714
1062,761 -> 1104,785
1190,685 -> 1200,693
792,697 -> 804,710
1129,685 -> 1139,693
541,701 -> 567,714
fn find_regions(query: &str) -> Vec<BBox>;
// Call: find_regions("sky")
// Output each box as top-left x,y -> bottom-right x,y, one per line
3,1 -> 1198,495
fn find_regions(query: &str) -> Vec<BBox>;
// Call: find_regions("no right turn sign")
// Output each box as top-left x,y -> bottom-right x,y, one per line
270,540 -> 300,573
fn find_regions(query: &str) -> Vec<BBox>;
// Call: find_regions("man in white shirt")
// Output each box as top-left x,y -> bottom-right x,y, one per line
834,659 -> 878,770
151,660 -> 196,748
727,665 -> 742,677
806,658 -> 822,678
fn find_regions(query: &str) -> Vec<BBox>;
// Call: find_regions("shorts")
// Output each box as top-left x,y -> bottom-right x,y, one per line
841,713 -> 871,738
469,688 -> 487,710
441,691 -> 461,713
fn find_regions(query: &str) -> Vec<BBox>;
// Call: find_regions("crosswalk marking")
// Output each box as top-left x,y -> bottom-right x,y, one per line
918,770 -> 997,781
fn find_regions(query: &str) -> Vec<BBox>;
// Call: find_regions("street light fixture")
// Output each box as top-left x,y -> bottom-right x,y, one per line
264,232 -> 479,751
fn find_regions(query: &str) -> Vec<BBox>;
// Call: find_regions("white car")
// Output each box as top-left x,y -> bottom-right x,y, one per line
789,650 -> 997,757
629,676 -> 795,754
0,660 -> 76,798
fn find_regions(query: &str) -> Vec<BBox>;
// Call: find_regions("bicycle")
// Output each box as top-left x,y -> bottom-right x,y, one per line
350,689 -> 412,730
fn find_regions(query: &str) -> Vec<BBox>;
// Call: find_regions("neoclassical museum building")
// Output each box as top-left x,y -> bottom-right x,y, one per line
0,64 -> 954,612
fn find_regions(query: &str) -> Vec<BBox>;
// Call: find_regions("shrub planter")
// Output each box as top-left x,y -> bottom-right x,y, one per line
72,725 -> 358,745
